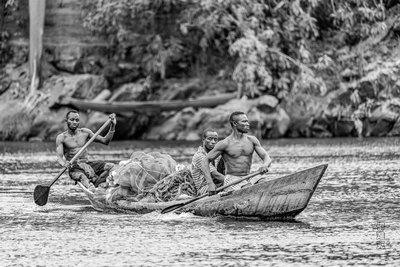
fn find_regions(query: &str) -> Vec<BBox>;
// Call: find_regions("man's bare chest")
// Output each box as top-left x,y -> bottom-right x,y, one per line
225,140 -> 254,158
64,133 -> 88,149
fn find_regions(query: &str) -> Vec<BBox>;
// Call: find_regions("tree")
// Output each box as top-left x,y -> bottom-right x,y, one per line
82,0 -> 394,100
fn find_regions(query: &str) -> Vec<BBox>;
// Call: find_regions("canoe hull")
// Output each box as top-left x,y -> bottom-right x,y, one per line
80,164 -> 327,220
182,164 -> 327,219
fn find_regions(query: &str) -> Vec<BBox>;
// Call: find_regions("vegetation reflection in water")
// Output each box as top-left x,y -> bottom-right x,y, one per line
0,138 -> 399,266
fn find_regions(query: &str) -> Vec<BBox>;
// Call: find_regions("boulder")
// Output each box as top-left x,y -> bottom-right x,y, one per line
52,45 -> 84,73
73,56 -> 109,75
247,108 -> 263,139
82,111 -> 149,141
92,89 -> 112,101
283,92 -> 328,138
256,95 -> 279,112
0,101 -> 33,141
388,117 -> 400,136
366,119 -> 394,137
192,97 -> 264,138
156,78 -> 203,101
0,73 -> 11,95
310,117 -> 332,138
9,45 -> 29,66
45,74 -> 109,107
260,106 -> 291,138
102,62 -> 142,88
48,45 -> 110,74
286,117 -> 313,138
29,108 -> 74,141
146,107 -> 196,140
145,95 -> 288,140
108,82 -> 148,102
369,99 -> 400,122
84,112 -> 109,135
362,99 -> 400,137
357,80 -> 377,101
331,120 -> 356,137
32,108 -> 93,141
0,63 -> 30,101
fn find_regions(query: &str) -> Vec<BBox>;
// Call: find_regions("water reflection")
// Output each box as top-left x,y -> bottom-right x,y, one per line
1,138 -> 399,266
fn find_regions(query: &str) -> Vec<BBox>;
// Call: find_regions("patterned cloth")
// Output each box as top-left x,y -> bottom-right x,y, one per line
69,161 -> 113,187
191,146 -> 218,195
223,174 -> 249,192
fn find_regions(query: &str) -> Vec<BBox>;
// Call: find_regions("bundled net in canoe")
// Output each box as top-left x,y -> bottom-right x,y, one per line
105,151 -> 197,203
108,151 -> 177,195
143,166 -> 197,202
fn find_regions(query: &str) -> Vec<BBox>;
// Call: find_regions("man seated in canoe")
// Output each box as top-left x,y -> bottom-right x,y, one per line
191,128 -> 225,195
201,111 -> 272,193
56,110 -> 117,189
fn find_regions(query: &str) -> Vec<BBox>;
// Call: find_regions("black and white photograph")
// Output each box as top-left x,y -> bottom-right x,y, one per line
1,0 -> 399,266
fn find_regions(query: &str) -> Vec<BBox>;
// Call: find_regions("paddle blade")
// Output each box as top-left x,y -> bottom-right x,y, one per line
34,185 -> 50,206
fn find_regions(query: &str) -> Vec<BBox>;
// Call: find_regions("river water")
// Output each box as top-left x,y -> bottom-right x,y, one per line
0,138 -> 399,266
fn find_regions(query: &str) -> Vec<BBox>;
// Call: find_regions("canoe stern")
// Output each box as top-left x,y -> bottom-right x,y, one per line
183,164 -> 328,220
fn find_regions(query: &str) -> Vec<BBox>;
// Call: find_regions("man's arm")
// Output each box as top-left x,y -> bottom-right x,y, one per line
251,136 -> 272,174
88,114 -> 117,145
201,141 -> 225,192
56,134 -> 69,168
211,170 -> 225,183
210,157 -> 225,183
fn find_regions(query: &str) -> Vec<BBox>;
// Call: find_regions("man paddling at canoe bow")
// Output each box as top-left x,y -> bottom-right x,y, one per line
56,110 -> 117,189
201,111 -> 272,194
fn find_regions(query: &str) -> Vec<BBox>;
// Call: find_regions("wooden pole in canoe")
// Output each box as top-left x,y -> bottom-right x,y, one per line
33,118 -> 111,206
161,171 -> 262,214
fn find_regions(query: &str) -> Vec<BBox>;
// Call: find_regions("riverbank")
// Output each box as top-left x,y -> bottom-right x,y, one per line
1,1 -> 400,141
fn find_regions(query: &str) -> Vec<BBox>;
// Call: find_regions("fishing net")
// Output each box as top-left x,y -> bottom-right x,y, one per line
143,166 -> 197,202
105,151 -> 198,203
107,151 -> 177,196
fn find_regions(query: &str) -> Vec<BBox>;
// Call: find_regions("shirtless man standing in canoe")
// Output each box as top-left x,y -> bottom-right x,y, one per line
201,111 -> 272,193
56,110 -> 117,188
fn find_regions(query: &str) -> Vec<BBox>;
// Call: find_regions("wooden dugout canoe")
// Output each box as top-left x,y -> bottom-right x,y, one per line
79,164 -> 328,220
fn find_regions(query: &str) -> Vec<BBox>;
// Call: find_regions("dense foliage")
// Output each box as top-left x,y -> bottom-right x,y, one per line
0,0 -> 18,66
78,0 -> 397,99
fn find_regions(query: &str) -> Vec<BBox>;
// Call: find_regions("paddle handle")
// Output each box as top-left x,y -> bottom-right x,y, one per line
48,168 -> 69,187
161,170 -> 263,214
214,170 -> 262,193
48,118 -> 112,187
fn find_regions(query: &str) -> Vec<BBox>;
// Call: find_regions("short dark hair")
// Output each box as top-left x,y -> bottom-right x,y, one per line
202,128 -> 217,140
65,110 -> 79,119
229,111 -> 245,127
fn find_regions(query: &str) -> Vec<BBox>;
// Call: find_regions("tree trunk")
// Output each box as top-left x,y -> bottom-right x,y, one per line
28,0 -> 46,95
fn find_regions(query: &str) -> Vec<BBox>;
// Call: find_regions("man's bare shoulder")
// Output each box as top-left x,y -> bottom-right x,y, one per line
75,128 -> 93,138
215,137 -> 230,149
56,131 -> 67,142
246,134 -> 261,145
80,128 -> 92,134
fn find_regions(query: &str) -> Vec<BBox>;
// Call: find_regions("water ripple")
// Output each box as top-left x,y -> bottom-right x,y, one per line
1,138 -> 400,266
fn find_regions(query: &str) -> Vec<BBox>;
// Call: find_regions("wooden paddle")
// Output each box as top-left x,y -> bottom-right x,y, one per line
161,170 -> 262,214
33,118 -> 112,206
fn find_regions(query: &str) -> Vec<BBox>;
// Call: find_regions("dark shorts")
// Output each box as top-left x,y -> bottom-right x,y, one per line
69,161 -> 108,187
